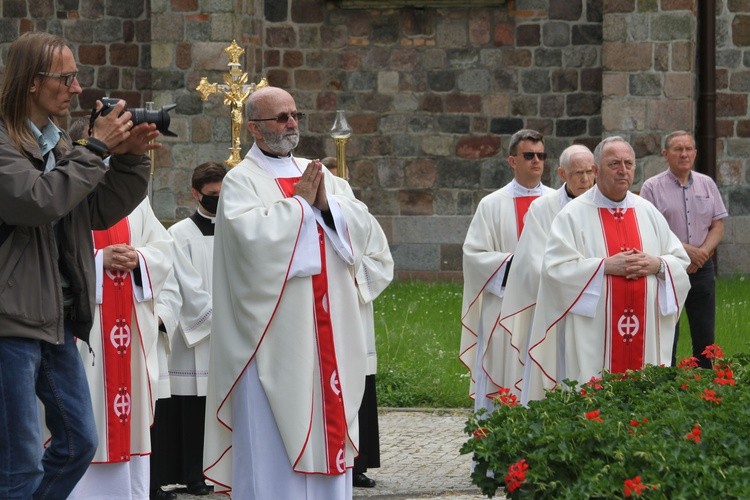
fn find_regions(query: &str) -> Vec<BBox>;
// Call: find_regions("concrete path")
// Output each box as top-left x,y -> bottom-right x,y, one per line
172,408 -> 486,499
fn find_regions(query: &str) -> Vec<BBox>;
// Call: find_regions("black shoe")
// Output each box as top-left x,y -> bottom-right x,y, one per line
150,488 -> 177,500
186,481 -> 213,495
353,472 -> 376,488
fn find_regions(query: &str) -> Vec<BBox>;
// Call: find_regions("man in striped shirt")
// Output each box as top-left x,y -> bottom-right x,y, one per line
640,130 -> 728,368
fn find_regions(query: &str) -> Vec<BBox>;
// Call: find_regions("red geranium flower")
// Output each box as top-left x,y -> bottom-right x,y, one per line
504,459 -> 529,493
492,387 -> 520,407
685,423 -> 702,443
585,376 -> 604,390
623,475 -> 645,497
585,409 -> 604,422
700,389 -> 722,404
714,362 -> 736,386
703,344 -> 724,360
677,357 -> 699,369
473,427 -> 489,440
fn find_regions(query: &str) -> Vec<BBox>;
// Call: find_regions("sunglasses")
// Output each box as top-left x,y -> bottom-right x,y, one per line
518,152 -> 547,161
249,112 -> 306,124
38,71 -> 79,87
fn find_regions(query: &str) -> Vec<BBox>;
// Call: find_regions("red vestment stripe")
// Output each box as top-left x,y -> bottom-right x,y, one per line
93,219 -> 134,462
514,196 -> 538,238
277,177 -> 347,475
598,208 -> 646,373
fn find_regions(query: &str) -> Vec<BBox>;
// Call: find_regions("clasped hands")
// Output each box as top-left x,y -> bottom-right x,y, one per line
103,244 -> 138,272
294,159 -> 329,212
604,249 -> 661,280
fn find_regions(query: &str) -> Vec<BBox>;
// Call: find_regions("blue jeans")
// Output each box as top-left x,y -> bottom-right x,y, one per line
0,323 -> 98,499
672,260 -> 717,369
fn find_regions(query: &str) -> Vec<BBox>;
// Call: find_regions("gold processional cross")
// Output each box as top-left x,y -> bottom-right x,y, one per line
195,40 -> 268,167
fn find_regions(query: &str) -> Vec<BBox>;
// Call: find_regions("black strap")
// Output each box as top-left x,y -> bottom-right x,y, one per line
0,223 -> 14,247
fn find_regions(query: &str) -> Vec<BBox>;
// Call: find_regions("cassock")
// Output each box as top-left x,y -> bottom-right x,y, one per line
70,198 -> 173,500
496,186 -> 575,396
460,179 -> 553,412
151,212 -> 214,489
524,187 -> 690,402
204,144 -> 379,498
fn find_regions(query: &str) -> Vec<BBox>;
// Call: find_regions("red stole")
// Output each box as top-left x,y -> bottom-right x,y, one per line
514,196 -> 538,238
92,219 -> 134,463
276,177 -> 347,475
599,208 -> 646,373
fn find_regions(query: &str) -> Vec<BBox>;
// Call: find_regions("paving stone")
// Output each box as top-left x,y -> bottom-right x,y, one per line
173,409 -> 484,500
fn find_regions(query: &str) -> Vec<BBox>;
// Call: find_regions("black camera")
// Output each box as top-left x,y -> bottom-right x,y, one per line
90,97 -> 178,137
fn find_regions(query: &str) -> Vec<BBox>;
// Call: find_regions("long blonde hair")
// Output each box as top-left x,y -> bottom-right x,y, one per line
0,32 -> 69,153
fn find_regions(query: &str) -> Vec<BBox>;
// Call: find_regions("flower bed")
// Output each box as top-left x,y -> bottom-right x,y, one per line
461,346 -> 750,498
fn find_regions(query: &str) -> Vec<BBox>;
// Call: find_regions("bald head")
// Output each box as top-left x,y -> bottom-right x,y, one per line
245,86 -> 294,119
557,144 -> 595,197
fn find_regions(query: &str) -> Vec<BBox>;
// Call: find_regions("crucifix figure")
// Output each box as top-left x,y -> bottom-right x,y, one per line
196,40 -> 267,167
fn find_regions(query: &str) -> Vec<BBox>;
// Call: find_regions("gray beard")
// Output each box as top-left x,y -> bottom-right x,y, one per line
261,129 -> 299,155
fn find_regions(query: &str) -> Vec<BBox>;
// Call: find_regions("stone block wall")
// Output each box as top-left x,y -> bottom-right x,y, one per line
0,1 -> 152,124
248,0 -> 606,280
2,0 -> 750,276
715,0 -> 750,273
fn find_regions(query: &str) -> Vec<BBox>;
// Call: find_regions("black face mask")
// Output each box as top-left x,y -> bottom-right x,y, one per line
199,194 -> 219,215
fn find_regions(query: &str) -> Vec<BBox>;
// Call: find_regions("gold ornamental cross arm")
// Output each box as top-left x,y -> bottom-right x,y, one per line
195,40 -> 267,167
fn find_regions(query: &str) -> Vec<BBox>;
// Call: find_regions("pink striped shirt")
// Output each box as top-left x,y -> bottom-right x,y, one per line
640,170 -> 727,246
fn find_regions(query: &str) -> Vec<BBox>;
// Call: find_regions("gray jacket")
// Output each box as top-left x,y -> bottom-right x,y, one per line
0,119 -> 150,344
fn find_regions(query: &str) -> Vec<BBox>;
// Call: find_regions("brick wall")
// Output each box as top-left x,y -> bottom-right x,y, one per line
2,0 -> 749,276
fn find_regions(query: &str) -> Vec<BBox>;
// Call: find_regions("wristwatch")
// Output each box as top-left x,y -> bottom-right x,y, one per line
658,259 -> 665,276
74,138 -> 110,159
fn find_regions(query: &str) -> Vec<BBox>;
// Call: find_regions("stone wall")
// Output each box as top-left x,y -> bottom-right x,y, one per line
246,0 -> 606,280
1,0 -> 749,277
715,0 -> 750,273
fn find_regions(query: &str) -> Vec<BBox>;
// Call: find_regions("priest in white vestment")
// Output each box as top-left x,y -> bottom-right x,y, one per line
70,197 -> 174,500
524,136 -> 691,403
460,129 -> 554,413
496,145 -> 595,398
204,87 -> 382,499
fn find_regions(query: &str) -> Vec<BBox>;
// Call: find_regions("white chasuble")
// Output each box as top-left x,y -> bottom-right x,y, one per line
496,186 -> 573,396
71,198 -> 173,499
460,180 -> 553,412
524,188 -> 690,403
205,145 -> 375,496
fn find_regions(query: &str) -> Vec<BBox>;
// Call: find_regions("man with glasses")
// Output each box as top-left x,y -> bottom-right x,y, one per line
496,144 -> 595,401
204,86 -> 385,499
640,131 -> 727,369
524,136 -> 690,402
460,128 -> 554,413
0,32 -> 159,498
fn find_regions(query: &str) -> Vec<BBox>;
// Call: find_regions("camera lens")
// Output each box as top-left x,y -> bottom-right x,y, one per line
93,98 -> 178,137
131,104 -> 177,137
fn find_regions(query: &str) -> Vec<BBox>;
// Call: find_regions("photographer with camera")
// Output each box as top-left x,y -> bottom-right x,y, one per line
0,32 -> 160,499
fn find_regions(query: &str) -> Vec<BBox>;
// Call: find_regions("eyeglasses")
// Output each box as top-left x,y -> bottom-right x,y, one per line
518,152 -> 547,161
249,112 -> 306,124
38,71 -> 78,87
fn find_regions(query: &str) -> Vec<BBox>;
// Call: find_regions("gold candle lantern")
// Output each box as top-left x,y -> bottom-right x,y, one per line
330,110 -> 352,180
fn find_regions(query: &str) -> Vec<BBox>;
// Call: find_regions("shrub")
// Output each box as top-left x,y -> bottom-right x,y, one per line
461,346 -> 750,498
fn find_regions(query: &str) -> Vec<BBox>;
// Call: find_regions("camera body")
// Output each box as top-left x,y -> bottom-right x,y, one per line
92,98 -> 177,137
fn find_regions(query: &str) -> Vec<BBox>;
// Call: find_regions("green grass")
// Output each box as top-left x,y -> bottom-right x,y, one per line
675,274 -> 750,358
374,275 -> 750,409
374,280 -> 469,408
